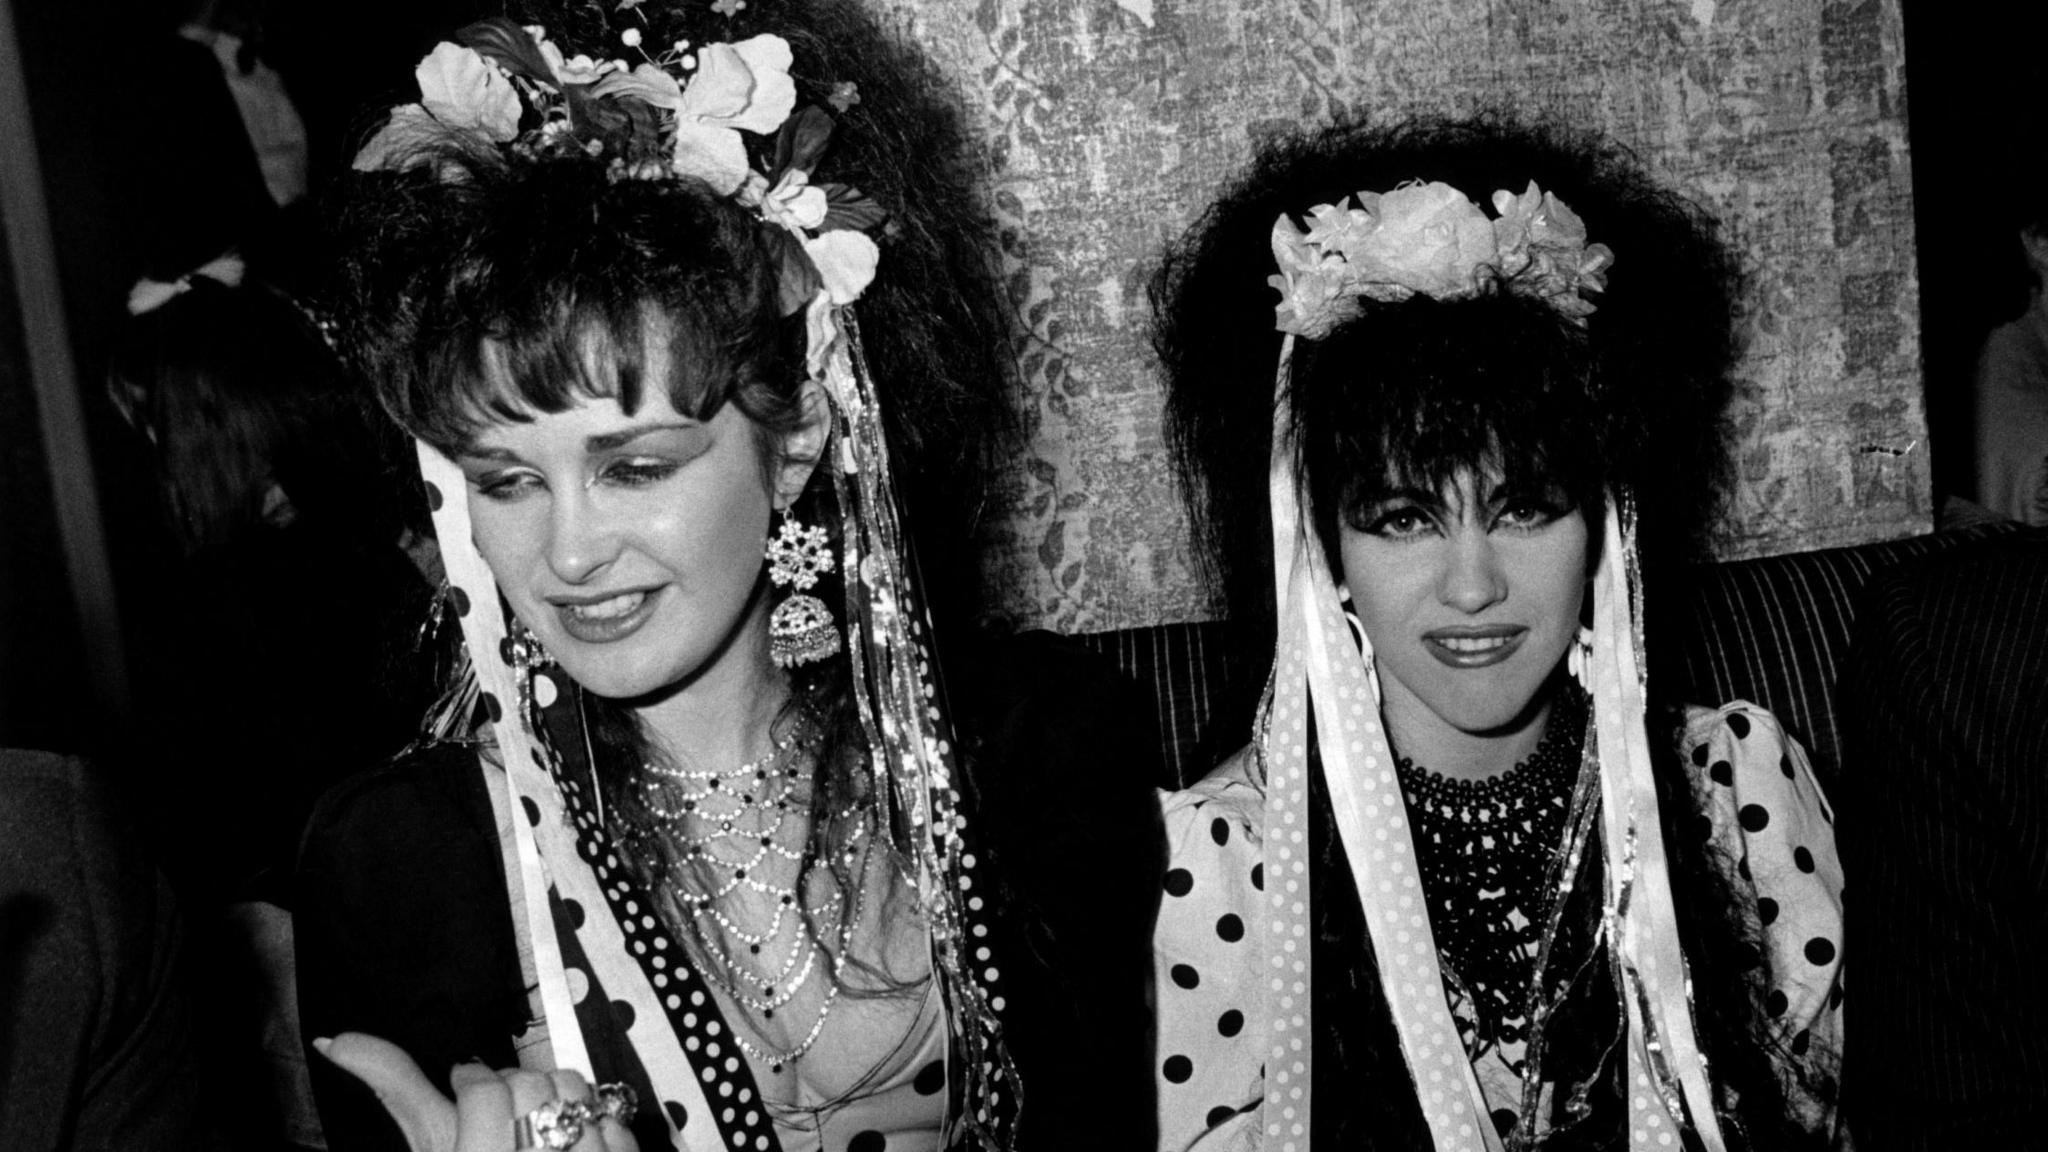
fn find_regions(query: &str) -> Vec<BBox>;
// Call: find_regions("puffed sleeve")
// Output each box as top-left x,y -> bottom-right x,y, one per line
1681,702 -> 1845,1131
1154,752 -> 1267,1152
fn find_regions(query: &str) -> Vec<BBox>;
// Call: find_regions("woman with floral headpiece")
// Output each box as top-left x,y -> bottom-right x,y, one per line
293,3 -> 1159,1151
1147,117 -> 1845,1150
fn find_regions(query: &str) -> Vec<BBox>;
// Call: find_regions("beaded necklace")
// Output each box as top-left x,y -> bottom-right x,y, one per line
1395,685 -> 1588,1060
637,714 -> 871,1072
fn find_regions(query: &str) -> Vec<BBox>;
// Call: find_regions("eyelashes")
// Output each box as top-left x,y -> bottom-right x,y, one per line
1344,493 -> 1571,538
469,457 -> 684,501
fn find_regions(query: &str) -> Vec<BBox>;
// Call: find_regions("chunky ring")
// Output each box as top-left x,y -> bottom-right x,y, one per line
512,1099 -> 590,1150
594,1082 -> 639,1126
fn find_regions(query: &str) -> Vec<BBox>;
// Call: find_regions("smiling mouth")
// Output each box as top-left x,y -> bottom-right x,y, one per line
567,591 -> 646,620
551,587 -> 663,643
1421,627 -> 1527,669
1438,635 -> 1512,653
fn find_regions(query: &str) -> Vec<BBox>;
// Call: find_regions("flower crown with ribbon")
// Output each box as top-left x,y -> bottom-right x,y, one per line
1256,179 -> 1725,1151
1269,180 -> 1615,339
355,16 -> 1022,1150
354,18 -> 883,347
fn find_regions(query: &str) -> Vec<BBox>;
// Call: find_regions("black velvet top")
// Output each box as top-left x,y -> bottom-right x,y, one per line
295,631 -> 1163,1152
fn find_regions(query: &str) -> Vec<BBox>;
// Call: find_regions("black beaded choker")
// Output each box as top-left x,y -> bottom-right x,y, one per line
1395,684 -> 1589,1061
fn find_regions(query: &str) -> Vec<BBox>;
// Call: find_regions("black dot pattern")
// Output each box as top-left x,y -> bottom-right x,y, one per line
522,690 -> 778,1152
520,673 -> 1018,1152
1164,868 -> 1194,897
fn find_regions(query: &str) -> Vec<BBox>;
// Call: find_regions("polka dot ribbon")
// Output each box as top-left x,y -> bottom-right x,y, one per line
1264,334 -> 1729,1151
1264,336 -> 1501,1151
417,441 -> 730,1152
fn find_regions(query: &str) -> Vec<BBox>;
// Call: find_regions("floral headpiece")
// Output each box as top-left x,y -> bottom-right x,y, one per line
1269,180 -> 1614,338
371,14 -> 1024,1148
354,18 -> 883,344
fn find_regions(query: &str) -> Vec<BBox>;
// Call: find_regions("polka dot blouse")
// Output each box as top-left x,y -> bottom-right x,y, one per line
1151,702 -> 1846,1151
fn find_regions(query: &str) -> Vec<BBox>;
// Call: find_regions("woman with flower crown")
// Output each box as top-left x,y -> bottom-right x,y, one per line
292,3 -> 1159,1151
1147,117 -> 1846,1150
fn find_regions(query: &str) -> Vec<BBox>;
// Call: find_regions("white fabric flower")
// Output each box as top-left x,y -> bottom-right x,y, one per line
749,171 -> 828,233
1345,182 -> 1498,300
415,42 -> 520,142
670,36 -> 796,193
589,35 -> 794,195
1269,217 -> 1360,338
803,230 -> 879,307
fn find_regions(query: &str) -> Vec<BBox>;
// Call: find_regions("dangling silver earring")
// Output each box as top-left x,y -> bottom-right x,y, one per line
1338,584 -> 1380,704
1566,624 -> 1596,688
1337,585 -> 1369,651
505,617 -> 554,718
766,508 -> 841,668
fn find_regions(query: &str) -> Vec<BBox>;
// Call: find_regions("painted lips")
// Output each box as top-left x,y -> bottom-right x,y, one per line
1420,626 -> 1527,669
551,587 -> 664,644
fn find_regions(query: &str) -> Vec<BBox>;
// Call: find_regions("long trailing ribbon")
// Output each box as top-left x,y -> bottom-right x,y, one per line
819,305 -> 1020,1148
1266,337 -> 1503,1151
1265,329 -> 1725,1148
1587,495 -> 1728,1151
415,442 -> 726,1152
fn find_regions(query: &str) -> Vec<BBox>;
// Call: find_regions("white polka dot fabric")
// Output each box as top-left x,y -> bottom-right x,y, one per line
1681,701 -> 1847,1135
1149,700 -> 1847,1150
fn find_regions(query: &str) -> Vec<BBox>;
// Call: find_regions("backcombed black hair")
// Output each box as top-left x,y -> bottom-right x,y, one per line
1154,114 -> 1740,665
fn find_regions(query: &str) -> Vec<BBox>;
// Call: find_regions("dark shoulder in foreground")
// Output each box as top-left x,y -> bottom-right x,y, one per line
0,749 -> 206,1152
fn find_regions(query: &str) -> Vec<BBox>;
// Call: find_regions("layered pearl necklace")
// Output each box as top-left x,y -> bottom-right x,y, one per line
640,718 -> 870,1072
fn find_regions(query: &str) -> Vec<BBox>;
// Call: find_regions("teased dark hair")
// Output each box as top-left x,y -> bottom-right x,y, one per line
1156,115 -> 1838,1148
332,0 -> 1018,569
1154,114 -> 1740,673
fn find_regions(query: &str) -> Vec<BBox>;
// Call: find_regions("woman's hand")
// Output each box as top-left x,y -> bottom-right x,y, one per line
315,1033 -> 639,1152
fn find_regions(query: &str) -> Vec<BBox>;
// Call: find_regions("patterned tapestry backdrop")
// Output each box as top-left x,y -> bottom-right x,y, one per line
883,0 -> 1928,634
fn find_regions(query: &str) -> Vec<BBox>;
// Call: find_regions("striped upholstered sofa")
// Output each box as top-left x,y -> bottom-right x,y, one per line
1075,521 -> 2034,792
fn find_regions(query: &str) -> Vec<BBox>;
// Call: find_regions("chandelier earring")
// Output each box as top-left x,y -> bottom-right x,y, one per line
766,508 -> 841,668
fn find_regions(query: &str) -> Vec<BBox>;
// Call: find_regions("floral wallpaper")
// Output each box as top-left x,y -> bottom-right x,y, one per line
883,0 -> 1927,633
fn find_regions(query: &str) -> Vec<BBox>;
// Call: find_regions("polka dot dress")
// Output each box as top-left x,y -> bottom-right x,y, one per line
1150,702 -> 1846,1150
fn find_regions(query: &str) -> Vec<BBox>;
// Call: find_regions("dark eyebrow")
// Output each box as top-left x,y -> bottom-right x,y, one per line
453,421 -> 702,463
585,422 -> 701,452
1483,476 -> 1570,506
1357,485 -> 1444,508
